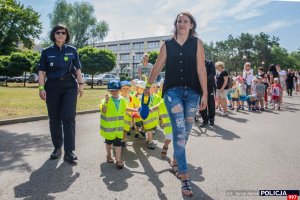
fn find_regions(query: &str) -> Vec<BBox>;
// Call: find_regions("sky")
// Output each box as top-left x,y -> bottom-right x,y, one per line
19,0 -> 300,52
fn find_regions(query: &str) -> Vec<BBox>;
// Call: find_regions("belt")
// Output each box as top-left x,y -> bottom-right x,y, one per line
48,75 -> 74,81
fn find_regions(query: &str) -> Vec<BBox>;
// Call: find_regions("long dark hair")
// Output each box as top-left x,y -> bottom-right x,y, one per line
173,12 -> 197,38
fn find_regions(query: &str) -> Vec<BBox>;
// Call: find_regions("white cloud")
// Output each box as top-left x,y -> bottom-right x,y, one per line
247,20 -> 300,33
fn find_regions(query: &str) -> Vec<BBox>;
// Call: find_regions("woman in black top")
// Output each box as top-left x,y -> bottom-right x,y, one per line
38,24 -> 84,163
145,12 -> 207,197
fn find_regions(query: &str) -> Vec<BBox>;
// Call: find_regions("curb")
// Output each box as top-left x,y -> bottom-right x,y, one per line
0,110 -> 98,126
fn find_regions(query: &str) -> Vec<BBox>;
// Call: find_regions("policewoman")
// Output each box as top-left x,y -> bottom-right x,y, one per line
38,24 -> 84,163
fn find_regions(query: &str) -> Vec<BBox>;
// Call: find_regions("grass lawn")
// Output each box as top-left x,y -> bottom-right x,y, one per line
0,83 -> 108,120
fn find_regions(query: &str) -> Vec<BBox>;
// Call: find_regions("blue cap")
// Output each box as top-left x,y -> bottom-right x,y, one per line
120,81 -> 131,87
108,80 -> 121,90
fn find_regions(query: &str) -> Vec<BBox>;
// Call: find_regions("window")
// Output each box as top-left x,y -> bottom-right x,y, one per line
107,45 -> 118,51
135,53 -> 144,61
120,43 -> 130,51
120,53 -> 130,60
133,42 -> 144,50
148,41 -> 160,48
97,45 -> 105,49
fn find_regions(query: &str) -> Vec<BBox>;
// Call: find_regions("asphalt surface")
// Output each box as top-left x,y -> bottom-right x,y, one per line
0,95 -> 299,200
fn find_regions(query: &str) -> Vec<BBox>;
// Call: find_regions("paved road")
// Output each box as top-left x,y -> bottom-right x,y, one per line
1,96 -> 300,200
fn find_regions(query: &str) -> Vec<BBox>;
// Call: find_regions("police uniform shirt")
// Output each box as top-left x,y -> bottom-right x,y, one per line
38,44 -> 82,78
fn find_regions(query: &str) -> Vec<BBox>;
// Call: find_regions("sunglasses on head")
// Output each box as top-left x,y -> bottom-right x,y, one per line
55,31 -> 66,35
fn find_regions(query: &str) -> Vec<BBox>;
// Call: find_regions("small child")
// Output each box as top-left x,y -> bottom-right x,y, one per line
238,76 -> 247,110
248,78 -> 258,111
120,81 -> 139,148
142,84 -> 162,149
270,78 -> 282,110
230,79 -> 240,111
255,76 -> 266,111
133,81 -> 147,139
100,80 -> 138,169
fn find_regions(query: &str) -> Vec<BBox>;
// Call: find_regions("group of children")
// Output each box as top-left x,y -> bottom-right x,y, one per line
99,79 -> 172,169
226,67 -> 282,112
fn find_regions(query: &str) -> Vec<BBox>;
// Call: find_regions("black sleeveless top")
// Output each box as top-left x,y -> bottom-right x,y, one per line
162,36 -> 202,96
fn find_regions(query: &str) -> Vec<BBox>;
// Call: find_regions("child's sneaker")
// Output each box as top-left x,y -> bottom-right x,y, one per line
221,111 -> 228,116
147,141 -> 156,149
251,108 -> 256,112
260,108 -> 265,111
134,133 -> 139,139
121,141 -> 127,148
139,131 -> 146,138
241,107 -> 245,110
126,131 -> 131,136
248,108 -> 251,111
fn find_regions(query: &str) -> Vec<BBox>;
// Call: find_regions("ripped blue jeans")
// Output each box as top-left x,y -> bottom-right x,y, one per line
164,87 -> 200,174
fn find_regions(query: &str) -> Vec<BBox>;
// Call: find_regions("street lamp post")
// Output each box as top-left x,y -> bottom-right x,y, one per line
132,52 -> 135,78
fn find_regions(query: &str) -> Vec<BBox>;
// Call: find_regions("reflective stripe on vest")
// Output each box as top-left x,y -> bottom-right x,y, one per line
160,114 -> 169,119
163,122 -> 172,127
101,115 -> 124,121
143,117 -> 157,125
100,125 -> 123,132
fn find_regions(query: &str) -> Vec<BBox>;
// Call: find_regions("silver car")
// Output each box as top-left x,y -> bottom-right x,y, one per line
86,74 -> 120,85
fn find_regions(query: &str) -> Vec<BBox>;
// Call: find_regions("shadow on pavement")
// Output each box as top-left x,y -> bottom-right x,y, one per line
191,124 -> 240,141
14,159 -> 80,200
0,130 -> 52,172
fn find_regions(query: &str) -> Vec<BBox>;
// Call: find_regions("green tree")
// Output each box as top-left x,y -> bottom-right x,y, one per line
0,0 -> 42,55
0,55 -> 10,86
9,52 -> 31,87
78,46 -> 116,89
48,0 -> 109,48
23,50 -> 40,73
148,51 -> 159,65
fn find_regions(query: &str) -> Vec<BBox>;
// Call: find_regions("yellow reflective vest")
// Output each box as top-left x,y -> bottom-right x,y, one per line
142,94 -> 161,131
100,97 -> 127,140
158,99 -> 172,135
123,94 -> 139,132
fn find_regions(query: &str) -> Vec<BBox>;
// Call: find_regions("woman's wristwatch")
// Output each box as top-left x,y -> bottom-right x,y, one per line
146,82 -> 152,88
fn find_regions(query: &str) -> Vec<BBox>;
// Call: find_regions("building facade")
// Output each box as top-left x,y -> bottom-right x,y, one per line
95,35 -> 172,76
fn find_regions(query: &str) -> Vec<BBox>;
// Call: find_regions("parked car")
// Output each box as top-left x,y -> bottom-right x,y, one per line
28,73 -> 38,83
6,77 -> 18,82
15,75 -> 30,83
86,74 -> 120,85
0,76 -> 6,82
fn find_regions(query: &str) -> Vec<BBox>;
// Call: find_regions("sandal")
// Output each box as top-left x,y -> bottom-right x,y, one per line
161,147 -> 168,158
169,162 -> 180,179
181,179 -> 193,197
116,160 -> 124,169
106,156 -> 114,163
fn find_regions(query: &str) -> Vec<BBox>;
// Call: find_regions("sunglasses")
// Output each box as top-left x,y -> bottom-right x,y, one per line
55,31 -> 66,35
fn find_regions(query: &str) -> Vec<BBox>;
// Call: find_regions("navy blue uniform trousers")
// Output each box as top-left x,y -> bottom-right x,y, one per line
45,78 -> 78,152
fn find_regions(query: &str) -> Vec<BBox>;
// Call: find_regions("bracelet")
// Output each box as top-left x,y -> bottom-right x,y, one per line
38,85 -> 44,91
146,82 -> 152,88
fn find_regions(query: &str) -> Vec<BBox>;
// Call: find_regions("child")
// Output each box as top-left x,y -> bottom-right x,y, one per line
142,84 -> 162,149
133,81 -> 147,139
120,81 -> 139,147
271,78 -> 282,110
237,76 -> 247,110
150,98 -> 173,158
255,76 -> 266,111
230,79 -> 240,111
249,78 -> 258,111
100,80 -> 138,169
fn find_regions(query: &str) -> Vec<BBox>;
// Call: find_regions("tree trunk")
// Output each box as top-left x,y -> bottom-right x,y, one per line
23,71 -> 26,87
91,75 -> 94,89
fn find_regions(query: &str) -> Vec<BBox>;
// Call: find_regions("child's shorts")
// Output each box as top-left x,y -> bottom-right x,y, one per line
227,94 -> 232,101
239,95 -> 246,101
145,126 -> 157,131
232,98 -> 239,102
272,96 -> 279,101
105,138 -> 122,147
135,121 -> 143,127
